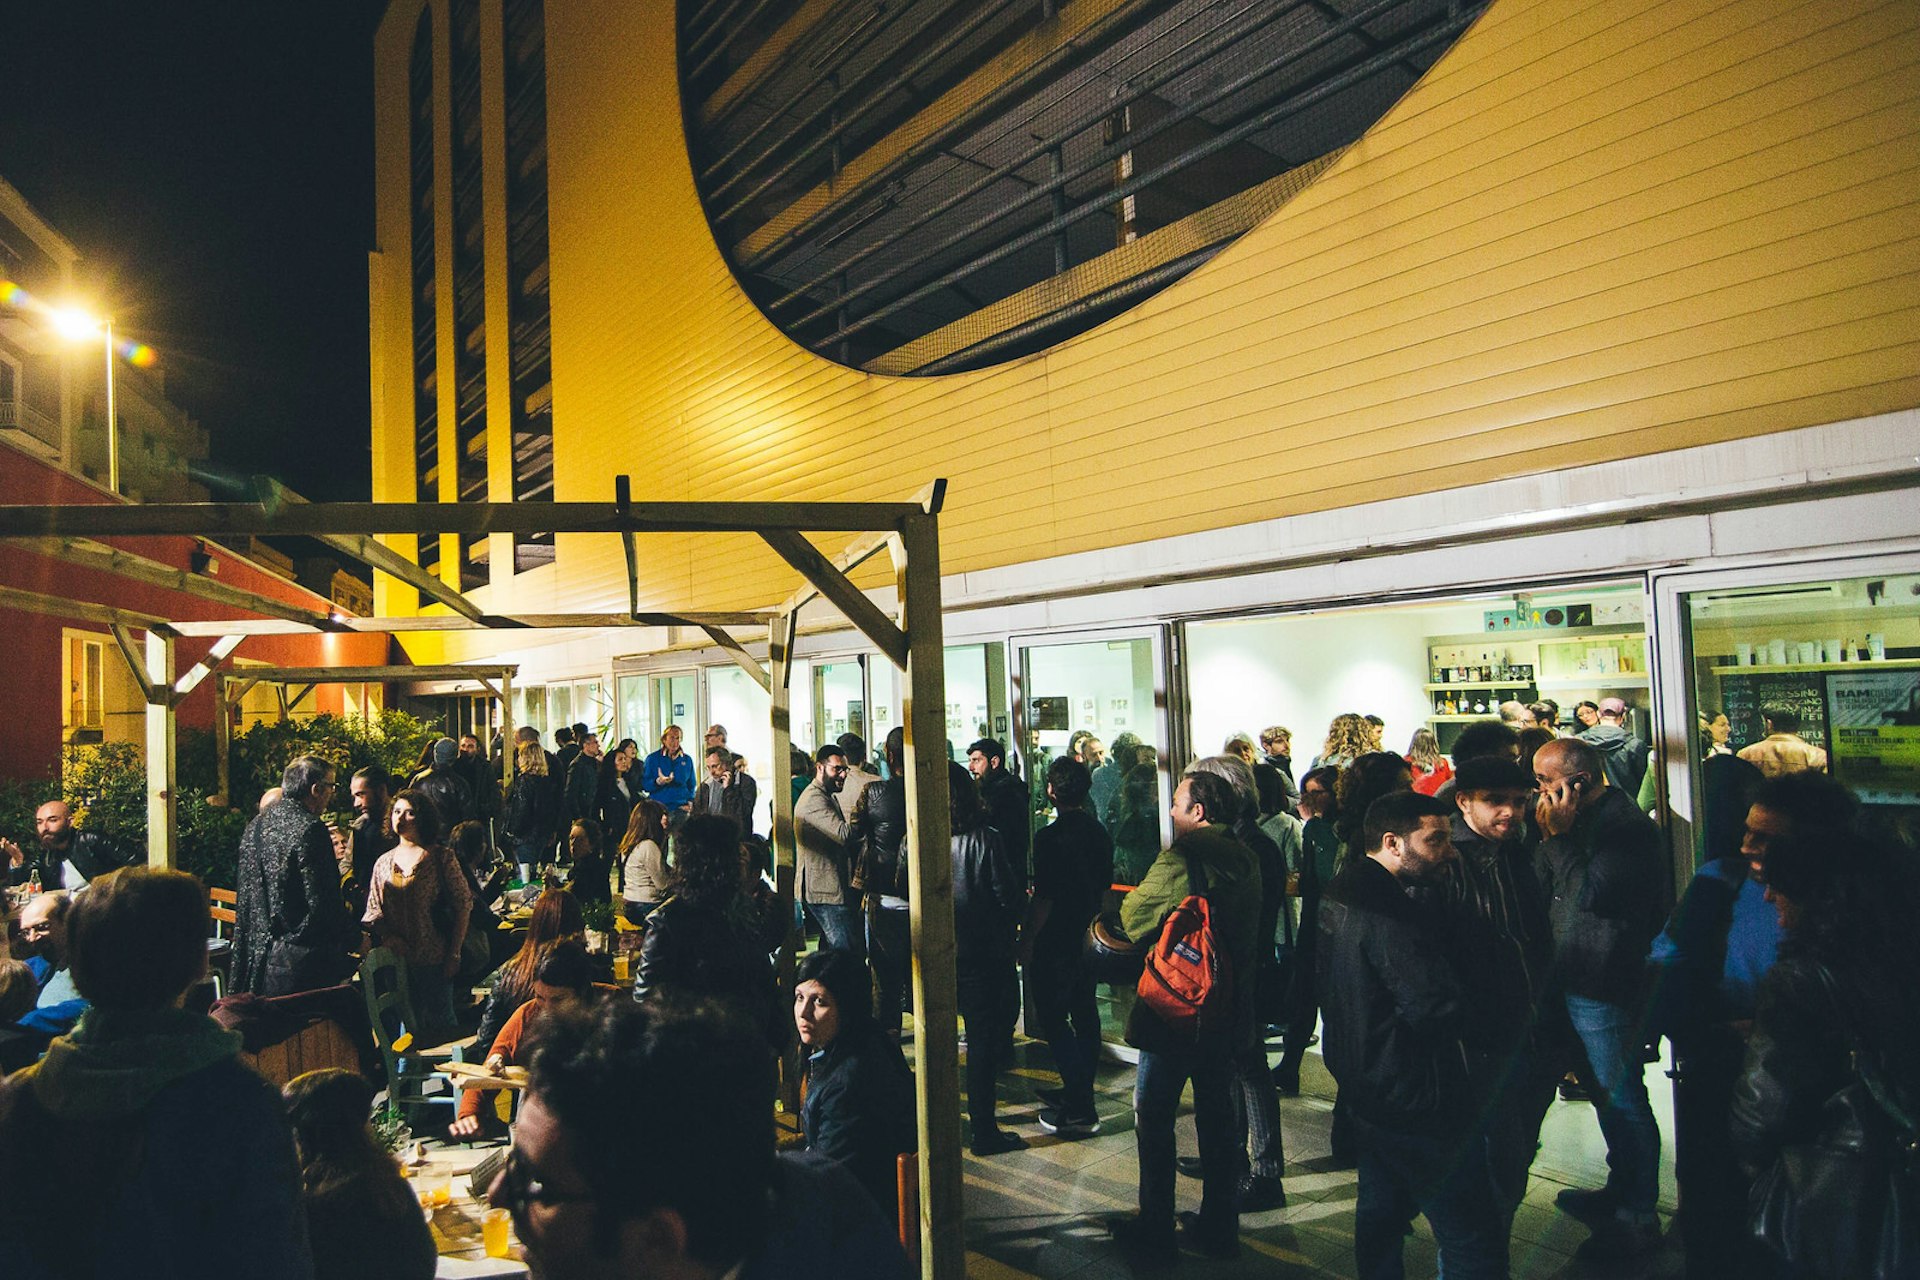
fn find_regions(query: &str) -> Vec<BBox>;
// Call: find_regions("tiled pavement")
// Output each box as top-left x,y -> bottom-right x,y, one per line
959,1035 -> 1685,1279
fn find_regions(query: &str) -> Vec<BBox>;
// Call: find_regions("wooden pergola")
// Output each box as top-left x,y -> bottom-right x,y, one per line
0,479 -> 966,1280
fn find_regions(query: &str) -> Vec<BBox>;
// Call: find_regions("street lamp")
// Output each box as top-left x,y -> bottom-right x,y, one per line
50,306 -> 119,496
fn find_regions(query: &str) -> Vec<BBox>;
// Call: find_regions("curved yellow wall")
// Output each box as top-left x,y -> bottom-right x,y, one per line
373,0 -> 1920,631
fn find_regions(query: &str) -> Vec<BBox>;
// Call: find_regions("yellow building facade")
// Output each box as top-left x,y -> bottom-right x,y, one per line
369,0 -> 1920,866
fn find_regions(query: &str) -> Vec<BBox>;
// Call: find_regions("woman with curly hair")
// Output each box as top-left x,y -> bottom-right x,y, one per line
1312,713 -> 1373,773
633,814 -> 786,1051
363,789 -> 471,1033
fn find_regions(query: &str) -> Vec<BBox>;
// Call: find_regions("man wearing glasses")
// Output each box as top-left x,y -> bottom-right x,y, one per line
234,756 -> 356,997
490,997 -> 907,1278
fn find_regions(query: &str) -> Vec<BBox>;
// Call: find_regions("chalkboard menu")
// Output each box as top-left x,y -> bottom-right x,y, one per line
1719,670 -> 1828,749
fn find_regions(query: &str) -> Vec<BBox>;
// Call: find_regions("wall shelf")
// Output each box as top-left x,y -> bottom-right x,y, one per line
1705,661 -> 1917,676
1536,674 -> 1649,690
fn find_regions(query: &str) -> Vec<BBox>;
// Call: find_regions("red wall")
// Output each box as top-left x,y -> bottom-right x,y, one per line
0,448 -> 395,784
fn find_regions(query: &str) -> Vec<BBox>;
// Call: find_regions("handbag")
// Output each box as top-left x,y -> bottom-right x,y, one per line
1748,963 -> 1920,1279
1083,910 -> 1155,984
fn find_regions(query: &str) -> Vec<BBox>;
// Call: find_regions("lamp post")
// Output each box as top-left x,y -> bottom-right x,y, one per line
51,307 -> 119,495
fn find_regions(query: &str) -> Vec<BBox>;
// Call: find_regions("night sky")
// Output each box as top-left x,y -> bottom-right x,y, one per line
2,2 -> 387,503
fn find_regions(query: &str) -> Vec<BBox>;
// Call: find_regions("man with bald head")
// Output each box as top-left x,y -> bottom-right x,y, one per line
3,801 -> 133,891
1532,737 -> 1666,1262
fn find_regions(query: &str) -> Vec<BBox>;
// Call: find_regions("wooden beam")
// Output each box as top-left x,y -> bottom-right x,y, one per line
699,624 -> 771,693
171,634 -> 245,704
164,610 -> 776,637
894,510 -> 961,1280
0,583 -> 168,633
108,624 -> 163,704
146,630 -> 177,869
16,536 -> 339,630
217,664 -> 519,685
759,529 -> 909,670
250,476 -> 485,623
0,498 -> 930,538
286,684 -> 317,713
771,526 -> 898,619
616,475 -> 640,619
768,614 -> 801,1116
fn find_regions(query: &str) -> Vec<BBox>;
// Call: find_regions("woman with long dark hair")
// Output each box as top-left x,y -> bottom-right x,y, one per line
1734,821 -> 1920,1278
470,887 -> 584,1055
283,1068 -> 436,1280
1333,751 -> 1415,868
618,798 -> 671,927
363,789 -> 471,1032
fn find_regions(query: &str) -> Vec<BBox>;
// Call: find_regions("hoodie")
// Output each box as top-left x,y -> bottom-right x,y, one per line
0,1007 -> 313,1279
1578,722 -> 1650,797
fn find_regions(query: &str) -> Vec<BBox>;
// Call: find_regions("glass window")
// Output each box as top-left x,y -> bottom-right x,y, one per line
651,673 -> 697,744
945,645 -> 990,756
705,664 -> 772,834
616,674 -> 649,750
812,659 -> 866,752
1682,572 -> 1920,862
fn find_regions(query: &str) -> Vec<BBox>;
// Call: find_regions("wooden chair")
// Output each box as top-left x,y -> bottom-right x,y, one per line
897,1153 -> 920,1266
207,887 -> 238,998
358,946 -> 466,1127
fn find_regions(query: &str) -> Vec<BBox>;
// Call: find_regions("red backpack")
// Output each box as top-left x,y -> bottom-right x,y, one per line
1137,857 -> 1232,1041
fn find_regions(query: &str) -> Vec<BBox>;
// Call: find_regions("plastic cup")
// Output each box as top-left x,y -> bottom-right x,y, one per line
483,1208 -> 513,1259
431,1177 -> 453,1207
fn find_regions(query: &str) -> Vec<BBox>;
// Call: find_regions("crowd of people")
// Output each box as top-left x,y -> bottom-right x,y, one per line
1,702 -> 1916,1279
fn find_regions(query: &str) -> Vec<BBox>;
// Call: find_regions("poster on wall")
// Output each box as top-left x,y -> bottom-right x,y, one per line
1825,668 -> 1920,805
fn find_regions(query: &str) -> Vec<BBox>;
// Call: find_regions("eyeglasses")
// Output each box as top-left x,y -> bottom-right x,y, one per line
497,1147 -> 596,1220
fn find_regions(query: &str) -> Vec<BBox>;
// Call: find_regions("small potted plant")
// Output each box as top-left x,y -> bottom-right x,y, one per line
580,895 -> 616,954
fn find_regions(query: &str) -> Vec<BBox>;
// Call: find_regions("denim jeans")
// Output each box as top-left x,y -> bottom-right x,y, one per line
1565,993 -> 1661,1218
1028,954 -> 1102,1116
1352,1116 -> 1509,1280
1134,1045 -> 1239,1243
805,902 -> 865,960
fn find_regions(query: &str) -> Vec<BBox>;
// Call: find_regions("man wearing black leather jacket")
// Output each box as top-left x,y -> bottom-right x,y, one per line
1435,756 -> 1560,1220
849,729 -> 910,1036
3,801 -> 134,890
950,761 -> 1027,1157
1320,790 -> 1507,1280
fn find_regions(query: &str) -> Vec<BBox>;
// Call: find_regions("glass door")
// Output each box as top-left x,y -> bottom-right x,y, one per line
650,671 -> 698,743
615,674 -> 650,750
704,663 -> 772,834
1013,628 -> 1172,884
1653,553 -> 1920,877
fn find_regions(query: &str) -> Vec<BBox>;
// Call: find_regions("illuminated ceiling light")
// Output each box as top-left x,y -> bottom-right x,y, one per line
49,306 -> 104,342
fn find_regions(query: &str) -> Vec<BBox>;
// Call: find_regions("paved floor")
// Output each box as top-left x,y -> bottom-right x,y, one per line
959,1033 -> 1685,1279
414,1024 -> 1687,1278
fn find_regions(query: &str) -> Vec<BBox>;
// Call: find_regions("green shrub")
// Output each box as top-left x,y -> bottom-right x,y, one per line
62,742 -> 148,848
0,773 -> 55,846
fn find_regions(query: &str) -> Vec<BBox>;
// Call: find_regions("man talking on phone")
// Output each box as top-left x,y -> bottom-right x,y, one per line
1532,738 -> 1667,1263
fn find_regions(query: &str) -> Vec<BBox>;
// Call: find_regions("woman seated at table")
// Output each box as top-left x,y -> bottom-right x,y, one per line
795,947 -> 917,1223
469,888 -> 583,1059
618,799 -> 671,928
449,940 -> 597,1139
285,1067 -> 436,1280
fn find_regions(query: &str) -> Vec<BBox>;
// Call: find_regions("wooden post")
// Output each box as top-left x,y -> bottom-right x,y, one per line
769,614 -> 805,1114
214,675 -> 232,803
145,629 -> 177,868
500,670 -> 515,791
893,510 -> 960,1280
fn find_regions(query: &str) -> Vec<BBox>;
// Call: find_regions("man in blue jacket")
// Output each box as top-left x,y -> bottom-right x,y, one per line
642,725 -> 697,831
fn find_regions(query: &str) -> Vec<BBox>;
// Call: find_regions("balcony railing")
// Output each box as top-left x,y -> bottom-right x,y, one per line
0,397 -> 60,453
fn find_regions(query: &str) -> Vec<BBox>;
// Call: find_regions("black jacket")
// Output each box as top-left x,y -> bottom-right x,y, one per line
802,1021 -> 917,1223
234,798 -> 356,998
408,767 -> 474,832
1318,856 -> 1470,1133
689,771 -> 759,837
1436,813 -> 1554,1059
849,775 -> 908,900
9,830 -> 133,889
951,822 -> 1024,971
1536,786 -> 1667,1005
976,767 -> 1030,887
504,771 -> 558,847
634,894 -> 786,1051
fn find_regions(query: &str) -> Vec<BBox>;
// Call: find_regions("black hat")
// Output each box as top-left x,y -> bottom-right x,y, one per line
1453,756 -> 1533,795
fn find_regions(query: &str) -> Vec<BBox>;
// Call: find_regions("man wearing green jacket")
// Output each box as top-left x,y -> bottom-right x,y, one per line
1108,768 -> 1262,1262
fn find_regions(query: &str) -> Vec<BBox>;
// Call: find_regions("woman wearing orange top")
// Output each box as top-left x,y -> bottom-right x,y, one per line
1406,727 -> 1453,796
362,789 -> 471,1034
448,940 -> 597,1138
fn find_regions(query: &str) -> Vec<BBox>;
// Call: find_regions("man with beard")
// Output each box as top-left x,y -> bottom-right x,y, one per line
3,801 -> 134,890
1320,791 -> 1505,1279
1436,756 -> 1558,1220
